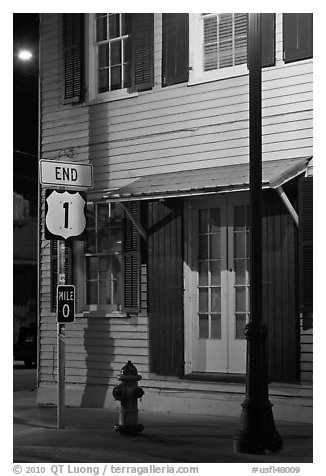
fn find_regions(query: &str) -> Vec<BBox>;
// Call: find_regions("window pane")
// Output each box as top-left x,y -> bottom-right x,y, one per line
204,43 -> 218,70
234,206 -> 246,230
99,68 -> 109,93
199,314 -> 209,339
97,203 -> 108,227
211,287 -> 221,312
209,208 -> 220,232
211,260 -> 221,286
236,287 -> 247,312
234,232 -> 246,258
97,228 -> 110,253
86,230 -> 96,253
198,235 -> 208,260
211,314 -> 221,339
86,281 -> 98,305
99,256 -> 110,279
109,14 -> 119,38
199,288 -> 208,312
86,203 -> 95,228
198,209 -> 208,233
111,66 -> 122,90
111,40 -> 121,66
98,44 -> 109,68
96,15 -> 107,42
235,259 -> 246,284
210,233 -> 220,259
122,13 -> 132,35
86,257 -> 98,280
198,261 -> 208,286
99,280 -> 110,304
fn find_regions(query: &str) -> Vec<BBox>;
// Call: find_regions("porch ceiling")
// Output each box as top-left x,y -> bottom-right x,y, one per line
104,157 -> 312,201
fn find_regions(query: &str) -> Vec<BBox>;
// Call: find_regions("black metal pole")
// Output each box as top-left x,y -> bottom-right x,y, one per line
233,13 -> 283,454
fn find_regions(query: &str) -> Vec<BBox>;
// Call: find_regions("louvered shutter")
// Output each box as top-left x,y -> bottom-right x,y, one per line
261,13 -> 275,67
131,14 -> 154,91
298,177 -> 313,330
50,241 -> 73,312
162,14 -> 189,87
148,199 -> 184,376
63,13 -> 85,103
122,202 -> 141,313
283,13 -> 313,63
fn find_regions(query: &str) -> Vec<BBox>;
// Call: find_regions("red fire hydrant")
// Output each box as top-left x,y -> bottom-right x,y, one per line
112,360 -> 144,435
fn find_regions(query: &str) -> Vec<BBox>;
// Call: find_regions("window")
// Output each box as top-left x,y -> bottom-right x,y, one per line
190,13 -> 248,83
85,202 -> 122,310
202,13 -> 248,71
283,13 -> 313,63
95,13 -> 132,92
89,13 -> 154,99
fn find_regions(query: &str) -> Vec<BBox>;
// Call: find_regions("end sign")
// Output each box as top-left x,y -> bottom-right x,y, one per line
57,285 -> 75,323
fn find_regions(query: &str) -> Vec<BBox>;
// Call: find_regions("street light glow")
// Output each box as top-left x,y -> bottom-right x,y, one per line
18,49 -> 33,61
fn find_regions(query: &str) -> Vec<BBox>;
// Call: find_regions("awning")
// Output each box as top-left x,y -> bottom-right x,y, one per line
104,157 -> 311,201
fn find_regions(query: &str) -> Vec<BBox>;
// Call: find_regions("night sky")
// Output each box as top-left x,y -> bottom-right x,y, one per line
13,13 -> 39,214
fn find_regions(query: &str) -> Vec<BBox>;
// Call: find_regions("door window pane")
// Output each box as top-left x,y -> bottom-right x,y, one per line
199,209 -> 208,233
198,235 -> 208,260
236,287 -> 246,312
211,314 -> 221,339
211,287 -> 221,313
234,231 -> 246,258
199,314 -> 209,339
209,208 -> 220,232
211,260 -> 221,286
198,261 -> 208,286
199,288 -> 208,312
235,259 -> 246,284
210,233 -> 221,259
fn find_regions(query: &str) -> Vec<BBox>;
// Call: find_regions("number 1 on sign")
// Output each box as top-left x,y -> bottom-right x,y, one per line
63,202 -> 69,228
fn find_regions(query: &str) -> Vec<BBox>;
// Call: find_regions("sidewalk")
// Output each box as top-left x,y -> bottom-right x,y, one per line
13,390 -> 313,464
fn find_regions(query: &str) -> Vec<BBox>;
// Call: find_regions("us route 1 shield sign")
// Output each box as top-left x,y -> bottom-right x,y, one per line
45,189 -> 87,241
57,285 -> 75,323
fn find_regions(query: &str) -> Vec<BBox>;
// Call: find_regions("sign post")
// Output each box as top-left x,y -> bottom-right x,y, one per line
57,241 -> 66,429
40,158 -> 93,430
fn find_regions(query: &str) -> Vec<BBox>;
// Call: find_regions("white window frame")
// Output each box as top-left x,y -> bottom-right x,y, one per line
87,13 -> 138,103
188,13 -> 248,86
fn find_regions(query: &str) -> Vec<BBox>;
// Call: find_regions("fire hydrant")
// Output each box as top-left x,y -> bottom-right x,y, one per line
112,360 -> 144,435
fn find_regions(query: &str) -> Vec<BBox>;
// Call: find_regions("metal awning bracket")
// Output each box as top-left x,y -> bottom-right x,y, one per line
120,202 -> 147,241
275,185 -> 299,227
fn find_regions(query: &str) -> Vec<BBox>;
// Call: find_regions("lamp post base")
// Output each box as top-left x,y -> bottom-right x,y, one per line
233,402 -> 283,454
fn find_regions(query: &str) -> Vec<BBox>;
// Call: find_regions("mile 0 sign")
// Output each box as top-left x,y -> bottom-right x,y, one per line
57,285 -> 75,323
45,189 -> 87,241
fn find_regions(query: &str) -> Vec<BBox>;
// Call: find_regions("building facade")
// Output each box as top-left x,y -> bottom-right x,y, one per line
37,13 -> 313,422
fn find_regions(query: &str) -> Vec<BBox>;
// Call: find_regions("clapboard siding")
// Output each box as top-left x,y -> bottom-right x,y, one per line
39,13 -> 313,393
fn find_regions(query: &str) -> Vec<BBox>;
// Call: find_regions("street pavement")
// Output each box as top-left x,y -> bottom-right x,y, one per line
13,389 -> 313,464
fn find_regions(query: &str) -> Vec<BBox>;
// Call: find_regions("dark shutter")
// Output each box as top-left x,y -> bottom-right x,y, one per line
283,13 -> 313,63
262,190 -> 299,382
63,13 -> 85,103
122,202 -> 141,313
162,13 -> 189,87
298,177 -> 313,330
131,14 -> 154,92
148,199 -> 184,376
50,241 -> 73,312
261,13 -> 275,67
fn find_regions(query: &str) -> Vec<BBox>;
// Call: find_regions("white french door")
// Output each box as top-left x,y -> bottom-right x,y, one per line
186,193 -> 250,374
